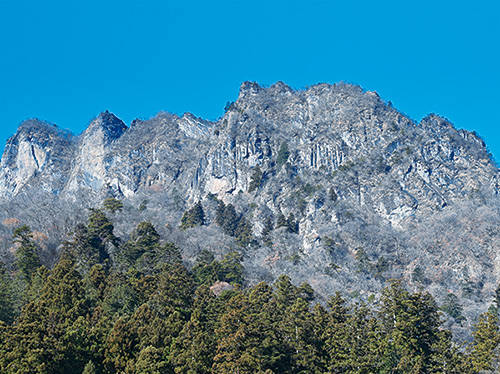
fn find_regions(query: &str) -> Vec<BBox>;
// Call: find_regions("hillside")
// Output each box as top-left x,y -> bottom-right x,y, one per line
0,81 -> 499,337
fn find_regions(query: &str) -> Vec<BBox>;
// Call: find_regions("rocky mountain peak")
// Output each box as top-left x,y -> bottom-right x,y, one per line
0,119 -> 76,196
1,81 -> 500,337
16,119 -> 74,140
84,110 -> 128,144
238,81 -> 263,98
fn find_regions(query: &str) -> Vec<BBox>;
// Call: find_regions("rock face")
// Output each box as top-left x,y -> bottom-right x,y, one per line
2,83 -> 495,215
66,111 -> 128,192
0,119 -> 76,196
1,81 -> 499,334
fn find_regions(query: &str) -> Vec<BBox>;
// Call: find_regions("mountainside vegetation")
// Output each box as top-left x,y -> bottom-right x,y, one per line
0,80 -> 499,346
0,207 -> 499,373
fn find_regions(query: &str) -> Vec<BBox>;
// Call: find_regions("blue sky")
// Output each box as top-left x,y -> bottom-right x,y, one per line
1,0 -> 499,161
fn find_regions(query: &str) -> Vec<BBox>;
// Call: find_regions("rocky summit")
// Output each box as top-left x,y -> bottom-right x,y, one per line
0,81 -> 499,336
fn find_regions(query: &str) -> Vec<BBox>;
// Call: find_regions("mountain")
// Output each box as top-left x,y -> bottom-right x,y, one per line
0,81 -> 498,336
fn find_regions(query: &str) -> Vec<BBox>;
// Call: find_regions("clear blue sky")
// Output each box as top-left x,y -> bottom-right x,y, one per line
1,0 -> 499,161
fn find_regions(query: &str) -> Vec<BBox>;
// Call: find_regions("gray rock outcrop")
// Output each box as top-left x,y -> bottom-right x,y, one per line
0,81 -> 499,336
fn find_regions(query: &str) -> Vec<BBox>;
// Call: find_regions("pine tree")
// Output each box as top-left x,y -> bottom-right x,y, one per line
323,292 -> 350,373
216,202 -> 240,236
67,209 -> 118,272
82,360 -> 97,374
1,259 -> 90,373
276,142 -> 290,168
13,225 -> 41,284
180,201 -> 206,230
219,252 -> 244,285
248,165 -> 263,192
171,286 -> 218,374
261,216 -> 274,247
379,279 -> 443,373
470,309 -> 500,373
286,213 -> 298,234
103,197 -> 123,214
276,213 -> 287,229
0,261 -> 15,324
235,217 -> 254,246
121,221 -> 161,266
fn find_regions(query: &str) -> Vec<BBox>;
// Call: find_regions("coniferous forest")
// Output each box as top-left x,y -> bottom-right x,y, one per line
1,204 -> 500,374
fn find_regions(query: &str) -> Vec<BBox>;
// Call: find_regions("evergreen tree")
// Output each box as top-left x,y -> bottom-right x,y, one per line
120,221 -> 161,266
180,201 -> 206,230
276,213 -> 298,234
0,261 -> 15,324
276,213 -> 287,230
135,345 -> 167,374
216,202 -> 240,236
323,292 -> 351,373
261,216 -> 274,247
215,201 -> 254,245
470,309 -> 500,373
248,165 -> 263,192
1,259 -> 90,373
234,217 -> 254,246
441,293 -> 465,325
171,286 -> 219,374
219,251 -> 244,285
13,225 -> 41,284
66,209 -> 118,272
102,198 -> 123,214
286,213 -> 299,234
82,360 -> 97,374
379,279 -> 443,374
276,142 -> 290,168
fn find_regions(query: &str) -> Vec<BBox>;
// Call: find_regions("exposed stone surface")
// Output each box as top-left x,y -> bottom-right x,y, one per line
0,81 -> 499,336
0,119 -> 76,196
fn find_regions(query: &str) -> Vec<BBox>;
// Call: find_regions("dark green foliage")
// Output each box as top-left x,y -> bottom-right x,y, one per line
138,199 -> 148,211
276,213 -> 287,229
379,279 -> 444,373
355,247 -> 370,272
0,214 -> 487,373
441,293 -> 465,325
215,201 -> 254,246
277,213 -> 298,234
261,216 -> 274,246
224,101 -> 235,112
248,165 -> 263,192
192,250 -> 244,286
276,141 -> 290,168
216,202 -> 239,236
12,225 -> 41,284
82,360 -> 97,374
179,201 -> 206,230
413,266 -> 427,284
494,283 -> 500,310
234,217 -> 254,246
102,198 -> 123,214
219,251 -> 244,285
329,187 -> 338,202
470,309 -> 500,372
374,256 -> 389,279
121,221 -> 161,265
301,182 -> 318,196
65,209 -> 117,272
119,222 -> 182,272
324,262 -> 341,276
0,262 -> 15,324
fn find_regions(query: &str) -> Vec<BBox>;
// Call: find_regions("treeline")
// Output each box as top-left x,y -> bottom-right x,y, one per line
0,208 -> 499,373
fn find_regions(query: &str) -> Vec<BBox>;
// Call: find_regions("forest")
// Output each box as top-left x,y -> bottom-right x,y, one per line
0,201 -> 499,374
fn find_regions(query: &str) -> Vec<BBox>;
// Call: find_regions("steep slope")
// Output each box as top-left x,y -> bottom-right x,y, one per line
0,119 -> 76,196
0,81 -> 498,336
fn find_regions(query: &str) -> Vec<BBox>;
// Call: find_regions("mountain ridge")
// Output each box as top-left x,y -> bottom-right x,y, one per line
0,81 -> 499,337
